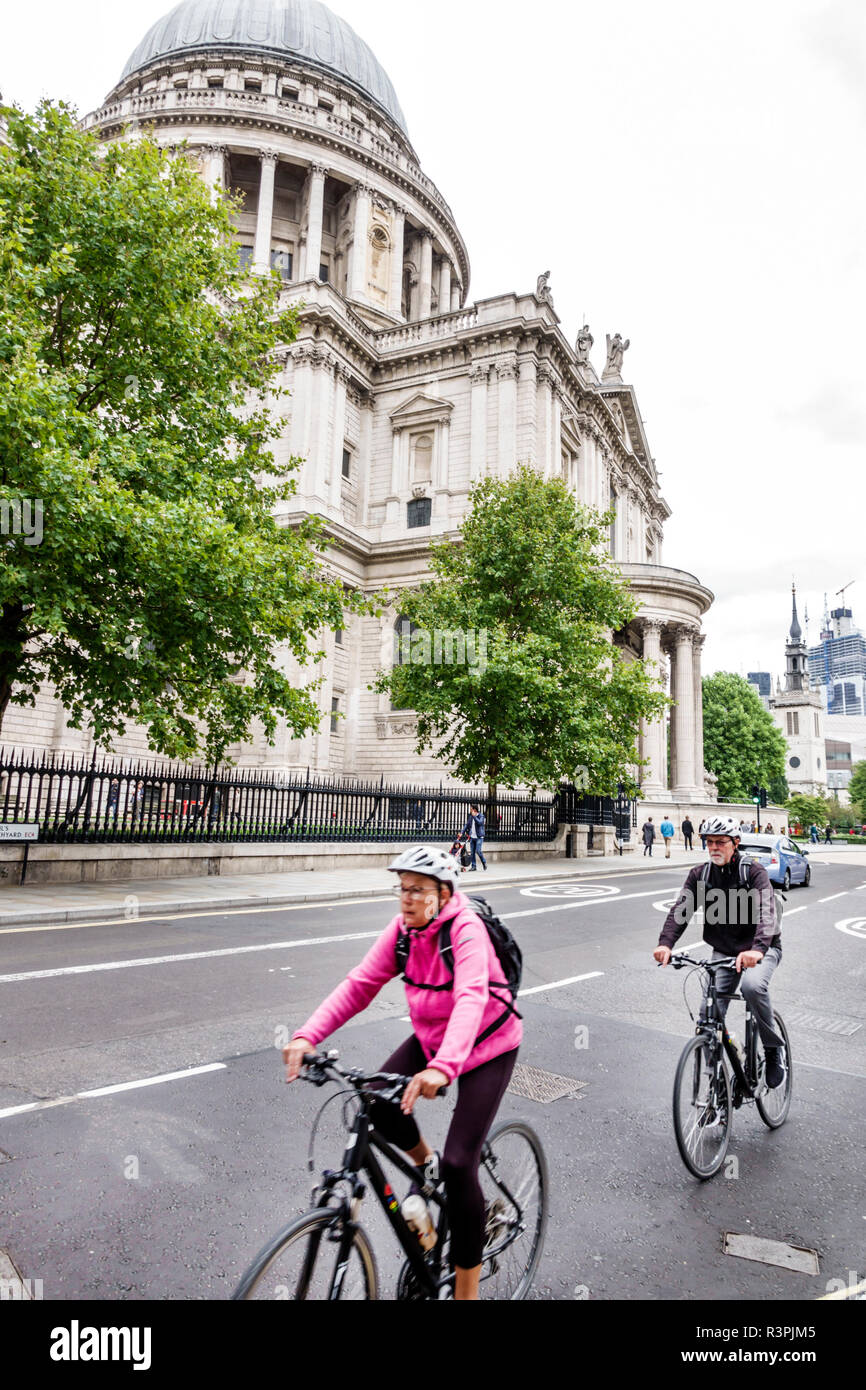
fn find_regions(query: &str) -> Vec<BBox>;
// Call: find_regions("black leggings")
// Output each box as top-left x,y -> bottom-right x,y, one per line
369,1036 -> 518,1268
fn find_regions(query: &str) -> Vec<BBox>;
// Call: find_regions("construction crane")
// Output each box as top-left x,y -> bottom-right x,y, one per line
836,580 -> 856,605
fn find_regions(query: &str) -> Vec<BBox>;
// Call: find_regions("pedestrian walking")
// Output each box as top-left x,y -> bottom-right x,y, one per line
764,822 -> 774,834
681,816 -> 694,851
809,823 -> 819,844
462,803 -> 487,871
660,814 -> 675,858
698,818 -> 708,852
824,824 -> 833,844
642,817 -> 656,856
106,778 -> 120,816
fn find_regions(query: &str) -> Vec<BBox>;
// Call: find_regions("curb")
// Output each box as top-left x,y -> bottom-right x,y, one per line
0,855 -> 704,927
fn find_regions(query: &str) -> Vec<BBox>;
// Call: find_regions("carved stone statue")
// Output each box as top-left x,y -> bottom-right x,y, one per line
536,271 -> 552,304
603,332 -> 630,378
575,323 -> 594,364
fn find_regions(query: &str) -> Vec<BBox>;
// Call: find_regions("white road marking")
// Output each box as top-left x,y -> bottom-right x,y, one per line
520,972 -> 604,995
0,1062 -> 226,1120
819,893 -> 848,903
0,930 -> 381,984
502,886 -> 679,920
835,919 -> 866,939
784,906 -> 808,916
520,883 -> 620,899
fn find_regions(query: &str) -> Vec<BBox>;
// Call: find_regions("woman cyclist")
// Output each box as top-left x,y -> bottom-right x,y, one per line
282,845 -> 521,1301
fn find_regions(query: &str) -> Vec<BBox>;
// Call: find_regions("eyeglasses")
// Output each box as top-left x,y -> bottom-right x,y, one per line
392,884 -> 437,899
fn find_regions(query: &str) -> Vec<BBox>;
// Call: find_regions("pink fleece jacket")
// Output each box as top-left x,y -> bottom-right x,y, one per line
292,890 -> 522,1083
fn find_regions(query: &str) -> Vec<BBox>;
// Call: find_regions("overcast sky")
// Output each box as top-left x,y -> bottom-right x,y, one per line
4,0 -> 865,682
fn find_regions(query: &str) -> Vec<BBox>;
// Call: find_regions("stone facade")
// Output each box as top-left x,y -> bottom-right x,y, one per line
7,0 -> 714,796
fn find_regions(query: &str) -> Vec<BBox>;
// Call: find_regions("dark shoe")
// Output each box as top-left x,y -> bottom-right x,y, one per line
764,1047 -> 784,1089
468,865 -> 477,871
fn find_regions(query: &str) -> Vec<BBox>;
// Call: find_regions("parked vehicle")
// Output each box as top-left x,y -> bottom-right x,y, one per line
737,834 -> 811,890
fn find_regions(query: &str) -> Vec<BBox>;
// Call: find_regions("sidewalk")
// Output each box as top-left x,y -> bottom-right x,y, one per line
0,848 -> 707,928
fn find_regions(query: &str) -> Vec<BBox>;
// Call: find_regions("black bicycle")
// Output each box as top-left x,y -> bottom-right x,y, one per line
669,953 -> 792,1179
231,1050 -> 548,1300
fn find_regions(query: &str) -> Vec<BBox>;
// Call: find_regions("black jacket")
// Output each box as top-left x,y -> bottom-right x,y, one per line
659,851 -> 780,955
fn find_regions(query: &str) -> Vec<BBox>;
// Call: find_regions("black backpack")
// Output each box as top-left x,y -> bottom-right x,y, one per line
700,857 -> 785,931
394,895 -> 523,1045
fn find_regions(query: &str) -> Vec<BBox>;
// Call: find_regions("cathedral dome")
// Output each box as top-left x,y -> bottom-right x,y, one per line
121,0 -> 408,134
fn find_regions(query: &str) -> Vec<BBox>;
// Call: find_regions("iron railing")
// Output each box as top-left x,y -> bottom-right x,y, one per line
0,749 -> 634,846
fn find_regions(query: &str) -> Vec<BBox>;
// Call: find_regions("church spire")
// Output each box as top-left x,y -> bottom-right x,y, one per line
789,584 -> 802,643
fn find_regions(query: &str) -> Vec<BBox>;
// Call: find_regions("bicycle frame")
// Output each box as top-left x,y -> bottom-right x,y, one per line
308,1083 -> 529,1298
694,967 -> 758,1102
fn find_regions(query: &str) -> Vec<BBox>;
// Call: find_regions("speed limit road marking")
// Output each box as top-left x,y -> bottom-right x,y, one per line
835,918 -> 866,939
520,882 -> 620,900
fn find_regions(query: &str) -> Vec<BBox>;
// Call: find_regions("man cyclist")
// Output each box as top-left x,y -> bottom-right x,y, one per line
653,814 -> 786,1088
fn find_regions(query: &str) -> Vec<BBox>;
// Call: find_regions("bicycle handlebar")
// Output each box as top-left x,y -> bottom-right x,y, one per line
300,1051 -> 448,1100
670,952 -> 738,971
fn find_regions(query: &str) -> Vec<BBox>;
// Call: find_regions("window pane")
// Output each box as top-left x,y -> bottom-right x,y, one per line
407,498 -> 432,528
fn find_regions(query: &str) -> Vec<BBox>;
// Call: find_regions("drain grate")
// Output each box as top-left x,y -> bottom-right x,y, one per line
507,1063 -> 587,1104
784,1008 -> 862,1036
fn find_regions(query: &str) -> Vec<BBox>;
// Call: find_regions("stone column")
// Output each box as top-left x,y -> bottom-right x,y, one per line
672,626 -> 698,798
349,182 -> 372,299
551,385 -> 562,477
252,150 -> 278,274
469,362 -> 489,483
289,344 -> 315,496
536,365 -> 553,478
496,356 -> 518,475
303,162 -> 327,280
451,281 -> 461,311
418,232 -> 433,319
330,363 -> 349,510
388,204 -> 406,318
517,356 -> 537,464
438,258 -> 451,315
693,632 -> 706,798
203,144 -> 226,201
638,618 -> 666,793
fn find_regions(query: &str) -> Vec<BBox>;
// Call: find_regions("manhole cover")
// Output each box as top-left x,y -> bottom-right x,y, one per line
723,1233 -> 819,1275
507,1064 -> 587,1104
784,1008 -> 862,1036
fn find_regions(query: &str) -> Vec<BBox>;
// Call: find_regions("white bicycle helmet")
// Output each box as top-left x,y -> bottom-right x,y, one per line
388,845 -> 461,891
702,814 -> 742,839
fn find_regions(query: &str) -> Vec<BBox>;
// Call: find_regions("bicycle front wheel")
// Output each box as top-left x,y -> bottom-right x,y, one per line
231,1207 -> 378,1300
479,1121 -> 548,1299
672,1035 -> 732,1179
754,1011 -> 793,1129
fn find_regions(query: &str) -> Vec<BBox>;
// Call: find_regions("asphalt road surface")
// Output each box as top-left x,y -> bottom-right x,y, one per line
2,857 -> 864,1301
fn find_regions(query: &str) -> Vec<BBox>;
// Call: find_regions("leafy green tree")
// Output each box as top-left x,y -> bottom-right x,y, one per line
374,465 -> 668,800
768,771 -> 789,806
848,761 -> 866,819
785,793 -> 830,834
0,101 -> 355,761
701,673 -> 787,802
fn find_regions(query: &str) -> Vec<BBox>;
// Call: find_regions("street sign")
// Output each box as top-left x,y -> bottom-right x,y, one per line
0,823 -> 39,841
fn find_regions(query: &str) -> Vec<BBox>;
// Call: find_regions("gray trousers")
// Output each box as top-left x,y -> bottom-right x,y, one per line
702,946 -> 784,1051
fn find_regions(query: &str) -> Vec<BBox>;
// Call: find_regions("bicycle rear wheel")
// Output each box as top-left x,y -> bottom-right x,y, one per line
478,1120 -> 548,1299
672,1034 -> 732,1179
231,1207 -> 378,1300
753,1011 -> 793,1128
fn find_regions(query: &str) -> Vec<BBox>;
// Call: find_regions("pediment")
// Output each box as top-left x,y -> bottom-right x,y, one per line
389,392 -> 454,429
598,384 -> 658,485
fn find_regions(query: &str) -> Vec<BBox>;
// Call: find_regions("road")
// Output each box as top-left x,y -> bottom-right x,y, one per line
1,856 -> 864,1301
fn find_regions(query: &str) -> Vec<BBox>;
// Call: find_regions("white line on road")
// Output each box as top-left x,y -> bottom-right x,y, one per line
520,972 -> 604,995
0,1062 -> 226,1120
0,930 -> 381,984
819,893 -> 848,903
784,906 -> 808,916
502,886 -> 678,920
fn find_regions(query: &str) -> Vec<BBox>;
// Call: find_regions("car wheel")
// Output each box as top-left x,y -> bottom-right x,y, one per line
803,866 -> 811,887
783,869 -> 791,891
